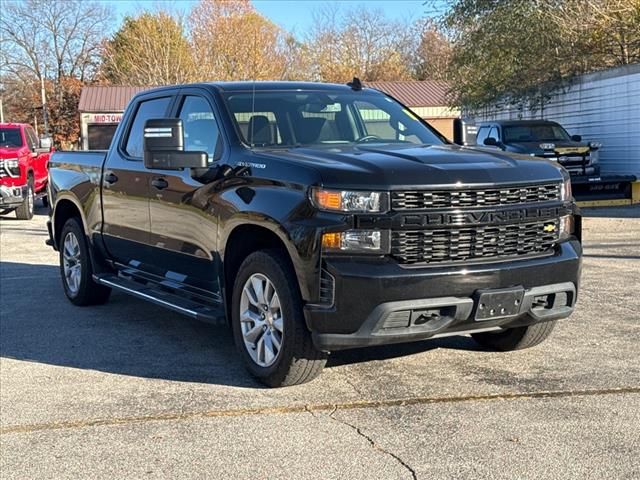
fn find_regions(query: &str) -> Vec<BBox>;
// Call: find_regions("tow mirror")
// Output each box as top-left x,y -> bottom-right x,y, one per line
483,137 -> 499,147
36,136 -> 53,153
571,134 -> 582,142
39,137 -> 52,150
143,118 -> 208,170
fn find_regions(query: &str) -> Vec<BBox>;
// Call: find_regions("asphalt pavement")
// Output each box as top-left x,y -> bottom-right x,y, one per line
1,204 -> 639,479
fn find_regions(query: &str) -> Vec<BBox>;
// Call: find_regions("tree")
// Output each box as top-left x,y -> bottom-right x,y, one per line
440,0 -> 640,111
189,0 -> 288,81
1,0 -> 111,83
306,5 -> 416,82
1,0 -> 112,142
102,12 -> 196,85
414,19 -> 452,81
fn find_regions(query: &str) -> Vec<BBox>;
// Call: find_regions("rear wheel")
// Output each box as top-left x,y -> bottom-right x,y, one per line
231,249 -> 327,387
471,320 -> 557,351
59,217 -> 111,306
15,177 -> 34,220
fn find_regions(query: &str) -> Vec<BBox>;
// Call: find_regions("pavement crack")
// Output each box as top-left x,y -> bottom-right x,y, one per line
329,408 -> 417,480
3,386 -> 639,436
343,375 -> 365,396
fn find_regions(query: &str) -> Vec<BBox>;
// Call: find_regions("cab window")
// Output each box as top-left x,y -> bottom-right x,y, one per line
177,96 -> 221,163
124,97 -> 172,159
476,126 -> 490,145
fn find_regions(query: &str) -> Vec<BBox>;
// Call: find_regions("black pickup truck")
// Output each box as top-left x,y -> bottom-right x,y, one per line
47,82 -> 582,387
476,120 -> 601,177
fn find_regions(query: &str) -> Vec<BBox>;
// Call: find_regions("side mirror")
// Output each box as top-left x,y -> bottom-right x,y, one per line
143,118 -> 208,170
571,134 -> 582,142
39,137 -> 52,150
483,137 -> 499,147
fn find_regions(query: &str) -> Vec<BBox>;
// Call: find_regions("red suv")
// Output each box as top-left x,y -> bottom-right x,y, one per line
0,123 -> 51,219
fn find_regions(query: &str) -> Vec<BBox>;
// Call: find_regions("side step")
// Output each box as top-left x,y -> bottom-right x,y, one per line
93,274 -> 225,324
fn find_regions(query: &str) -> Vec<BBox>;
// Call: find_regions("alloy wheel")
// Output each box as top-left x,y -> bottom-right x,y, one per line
62,231 -> 82,295
239,273 -> 284,367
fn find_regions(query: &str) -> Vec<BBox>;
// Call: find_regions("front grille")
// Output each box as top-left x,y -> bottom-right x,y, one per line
391,220 -> 559,265
391,183 -> 560,210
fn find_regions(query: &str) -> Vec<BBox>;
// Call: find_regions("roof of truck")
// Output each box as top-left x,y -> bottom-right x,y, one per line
478,120 -> 561,127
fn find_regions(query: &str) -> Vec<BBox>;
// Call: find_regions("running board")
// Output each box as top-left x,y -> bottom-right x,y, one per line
93,274 -> 225,324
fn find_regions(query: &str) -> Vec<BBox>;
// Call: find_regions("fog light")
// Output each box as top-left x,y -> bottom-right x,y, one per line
322,230 -> 390,254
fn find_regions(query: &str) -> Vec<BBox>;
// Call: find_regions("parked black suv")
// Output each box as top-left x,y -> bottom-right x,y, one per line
476,120 -> 601,176
46,82 -> 582,387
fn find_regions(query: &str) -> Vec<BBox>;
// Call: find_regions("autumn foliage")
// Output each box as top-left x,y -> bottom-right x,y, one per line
2,0 -> 639,146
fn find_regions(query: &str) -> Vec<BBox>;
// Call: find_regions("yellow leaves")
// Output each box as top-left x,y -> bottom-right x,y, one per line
190,0 -> 288,81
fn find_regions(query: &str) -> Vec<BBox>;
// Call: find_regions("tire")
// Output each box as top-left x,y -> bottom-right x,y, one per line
59,217 -> 111,306
472,320 -> 557,351
231,249 -> 327,387
15,177 -> 34,220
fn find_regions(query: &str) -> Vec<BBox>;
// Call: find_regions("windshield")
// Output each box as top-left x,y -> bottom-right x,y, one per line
223,90 -> 446,148
504,124 -> 571,143
0,128 -> 23,148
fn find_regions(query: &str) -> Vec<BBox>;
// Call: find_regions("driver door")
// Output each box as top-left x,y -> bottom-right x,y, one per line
147,89 -> 226,299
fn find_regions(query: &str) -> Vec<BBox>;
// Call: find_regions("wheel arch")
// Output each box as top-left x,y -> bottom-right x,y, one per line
222,222 -> 306,319
52,196 -> 88,248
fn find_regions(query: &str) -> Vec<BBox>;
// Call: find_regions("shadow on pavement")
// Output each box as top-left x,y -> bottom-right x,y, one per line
0,203 -> 49,221
1,261 -> 478,387
581,205 -> 640,219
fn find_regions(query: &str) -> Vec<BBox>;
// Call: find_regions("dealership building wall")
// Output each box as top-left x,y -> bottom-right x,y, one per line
466,63 -> 640,177
78,86 -> 148,150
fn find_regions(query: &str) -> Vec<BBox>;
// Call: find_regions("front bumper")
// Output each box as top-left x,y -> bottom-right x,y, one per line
0,184 -> 27,208
306,239 -> 582,351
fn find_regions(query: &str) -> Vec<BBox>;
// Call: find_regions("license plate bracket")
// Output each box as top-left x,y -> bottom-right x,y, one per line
475,287 -> 525,321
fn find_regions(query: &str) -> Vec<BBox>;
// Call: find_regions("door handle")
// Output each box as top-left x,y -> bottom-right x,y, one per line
151,178 -> 169,190
104,172 -> 118,184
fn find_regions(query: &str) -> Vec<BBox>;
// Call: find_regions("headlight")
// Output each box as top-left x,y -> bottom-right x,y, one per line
539,143 -> 556,150
560,178 -> 572,201
311,188 -> 389,213
322,230 -> 390,254
588,141 -> 602,149
558,215 -> 574,240
0,158 -> 20,177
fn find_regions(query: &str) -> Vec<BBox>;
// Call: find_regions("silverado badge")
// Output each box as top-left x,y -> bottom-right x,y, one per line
543,223 -> 557,233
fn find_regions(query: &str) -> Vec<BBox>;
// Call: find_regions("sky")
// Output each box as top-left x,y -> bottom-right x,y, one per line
107,0 -> 434,36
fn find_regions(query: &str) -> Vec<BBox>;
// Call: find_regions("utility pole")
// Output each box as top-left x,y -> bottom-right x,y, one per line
41,76 -> 49,136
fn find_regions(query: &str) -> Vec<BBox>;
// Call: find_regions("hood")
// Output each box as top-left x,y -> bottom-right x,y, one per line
257,144 -> 565,189
506,140 -> 588,155
0,146 -> 23,158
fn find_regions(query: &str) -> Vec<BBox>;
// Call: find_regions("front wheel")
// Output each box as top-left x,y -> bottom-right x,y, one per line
471,320 -> 557,351
59,217 -> 111,306
15,177 -> 34,220
231,249 -> 327,387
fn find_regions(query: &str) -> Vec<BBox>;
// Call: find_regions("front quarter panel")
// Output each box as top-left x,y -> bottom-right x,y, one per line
216,154 -> 328,302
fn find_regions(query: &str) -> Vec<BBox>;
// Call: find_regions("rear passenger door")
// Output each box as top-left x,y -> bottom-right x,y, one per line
147,88 -> 226,300
101,93 -> 175,268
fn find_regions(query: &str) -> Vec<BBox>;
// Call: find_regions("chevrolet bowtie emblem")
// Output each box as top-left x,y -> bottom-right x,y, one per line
543,223 -> 556,232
